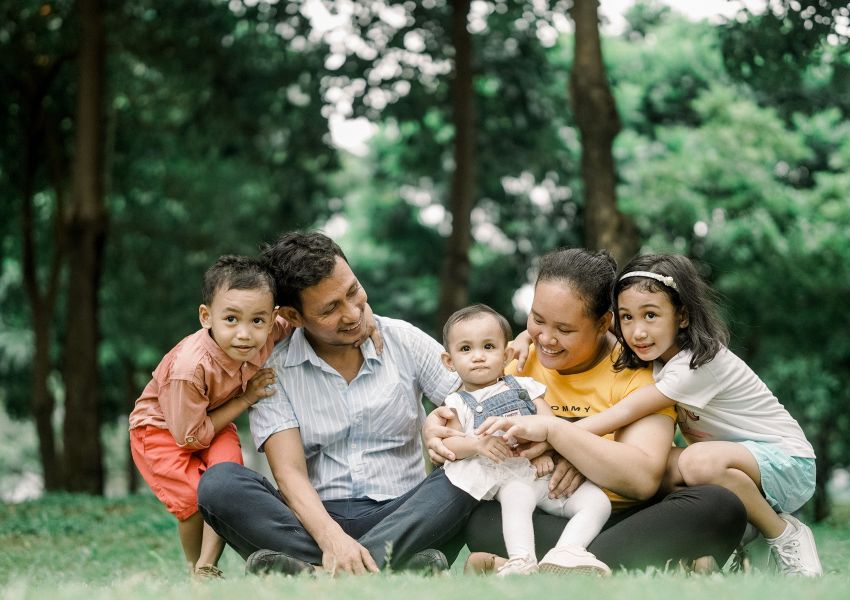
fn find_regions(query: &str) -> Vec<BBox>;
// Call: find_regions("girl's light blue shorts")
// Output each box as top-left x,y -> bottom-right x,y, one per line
739,440 -> 816,514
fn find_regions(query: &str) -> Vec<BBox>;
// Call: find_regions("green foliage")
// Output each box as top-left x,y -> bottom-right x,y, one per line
613,14 -> 850,487
720,1 -> 850,117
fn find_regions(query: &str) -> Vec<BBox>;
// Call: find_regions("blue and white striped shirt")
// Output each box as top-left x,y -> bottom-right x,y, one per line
250,315 -> 459,501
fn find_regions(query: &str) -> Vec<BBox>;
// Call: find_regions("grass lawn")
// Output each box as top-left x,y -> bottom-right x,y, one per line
1,493 -> 848,599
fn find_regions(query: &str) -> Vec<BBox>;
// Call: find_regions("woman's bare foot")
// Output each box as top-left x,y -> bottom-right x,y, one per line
464,552 -> 507,574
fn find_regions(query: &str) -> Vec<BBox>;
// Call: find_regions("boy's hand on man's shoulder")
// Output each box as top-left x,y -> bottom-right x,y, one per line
354,302 -> 384,355
243,368 -> 276,405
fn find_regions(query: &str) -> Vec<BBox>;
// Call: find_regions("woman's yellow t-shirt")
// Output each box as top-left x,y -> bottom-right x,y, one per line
506,344 -> 676,509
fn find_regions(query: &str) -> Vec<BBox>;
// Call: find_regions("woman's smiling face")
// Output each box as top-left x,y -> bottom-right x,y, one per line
527,279 -> 611,375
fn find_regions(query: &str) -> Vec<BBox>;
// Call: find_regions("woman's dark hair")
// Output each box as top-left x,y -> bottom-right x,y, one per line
612,254 -> 728,371
535,248 -> 618,319
260,231 -> 348,310
442,304 -> 512,349
202,255 -> 275,306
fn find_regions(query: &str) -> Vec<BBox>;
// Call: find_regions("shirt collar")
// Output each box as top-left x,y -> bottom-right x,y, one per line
282,327 -> 383,369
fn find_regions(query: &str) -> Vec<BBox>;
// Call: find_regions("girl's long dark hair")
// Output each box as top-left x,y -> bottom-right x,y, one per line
613,254 -> 729,371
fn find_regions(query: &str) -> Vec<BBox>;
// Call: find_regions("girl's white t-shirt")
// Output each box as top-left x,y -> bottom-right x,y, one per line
653,347 -> 814,458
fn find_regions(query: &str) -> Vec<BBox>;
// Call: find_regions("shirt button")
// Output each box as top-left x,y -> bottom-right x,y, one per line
351,443 -> 357,449
475,406 -> 483,414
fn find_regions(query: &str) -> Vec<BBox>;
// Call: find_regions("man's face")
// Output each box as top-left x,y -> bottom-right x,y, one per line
284,256 -> 368,352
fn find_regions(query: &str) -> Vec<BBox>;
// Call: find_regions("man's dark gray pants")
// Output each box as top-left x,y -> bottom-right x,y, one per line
198,461 -> 478,568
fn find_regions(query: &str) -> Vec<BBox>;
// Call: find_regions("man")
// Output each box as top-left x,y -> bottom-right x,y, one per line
197,232 -> 478,575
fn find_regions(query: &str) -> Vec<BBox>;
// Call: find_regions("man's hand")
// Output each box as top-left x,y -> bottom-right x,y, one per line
547,455 -> 585,499
475,435 -> 512,463
354,303 -> 384,355
507,330 -> 533,373
319,529 -> 379,576
423,406 -> 458,464
242,368 -> 276,406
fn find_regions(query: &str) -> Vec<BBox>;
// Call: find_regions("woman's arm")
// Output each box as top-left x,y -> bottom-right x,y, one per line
481,412 -> 675,501
576,384 -> 675,437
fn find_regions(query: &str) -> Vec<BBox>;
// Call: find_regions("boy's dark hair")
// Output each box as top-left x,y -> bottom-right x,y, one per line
442,304 -> 512,349
202,255 -> 275,306
261,231 -> 348,310
535,247 -> 618,319
612,254 -> 729,371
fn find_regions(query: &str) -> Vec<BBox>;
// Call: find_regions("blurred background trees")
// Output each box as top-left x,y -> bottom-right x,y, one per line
1,0 -> 848,519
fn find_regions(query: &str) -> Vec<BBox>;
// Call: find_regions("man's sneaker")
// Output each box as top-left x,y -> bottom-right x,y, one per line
496,555 -> 538,576
538,546 -> 611,576
245,549 -> 316,576
402,548 -> 449,575
193,564 -> 223,579
767,514 -> 823,577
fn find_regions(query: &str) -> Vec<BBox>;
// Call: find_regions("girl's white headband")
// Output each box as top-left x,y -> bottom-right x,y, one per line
619,270 -> 679,291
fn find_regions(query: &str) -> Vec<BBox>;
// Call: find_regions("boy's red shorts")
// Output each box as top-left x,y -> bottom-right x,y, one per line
130,424 -> 243,520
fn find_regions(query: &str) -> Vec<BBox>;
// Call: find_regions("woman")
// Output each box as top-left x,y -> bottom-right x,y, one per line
425,247 -> 747,572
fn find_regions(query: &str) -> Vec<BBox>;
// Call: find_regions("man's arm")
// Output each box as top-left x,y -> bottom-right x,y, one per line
264,429 -> 379,575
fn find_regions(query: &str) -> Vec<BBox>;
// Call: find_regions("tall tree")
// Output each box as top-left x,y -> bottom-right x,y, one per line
436,0 -> 475,327
63,0 -> 107,493
2,0 -> 76,490
570,0 -> 637,264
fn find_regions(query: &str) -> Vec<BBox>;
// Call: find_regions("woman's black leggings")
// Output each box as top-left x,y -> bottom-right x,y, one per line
465,484 -> 747,571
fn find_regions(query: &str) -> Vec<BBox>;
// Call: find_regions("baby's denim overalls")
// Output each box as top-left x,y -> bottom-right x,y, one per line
458,375 -> 538,429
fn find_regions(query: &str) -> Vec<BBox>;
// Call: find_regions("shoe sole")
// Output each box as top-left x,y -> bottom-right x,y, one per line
538,562 -> 611,576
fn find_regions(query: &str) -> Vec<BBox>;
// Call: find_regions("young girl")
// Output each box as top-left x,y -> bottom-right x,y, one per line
440,304 -> 611,576
576,253 -> 821,576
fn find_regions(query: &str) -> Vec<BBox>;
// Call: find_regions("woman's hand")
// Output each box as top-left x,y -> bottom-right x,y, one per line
354,303 -> 384,355
507,330 -> 533,373
547,455 -> 586,498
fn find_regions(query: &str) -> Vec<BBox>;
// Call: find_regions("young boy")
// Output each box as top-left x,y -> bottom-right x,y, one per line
129,255 -> 287,578
439,304 -> 611,576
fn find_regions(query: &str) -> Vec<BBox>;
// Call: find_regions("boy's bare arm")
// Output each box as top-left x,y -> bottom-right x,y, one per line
207,368 -> 276,433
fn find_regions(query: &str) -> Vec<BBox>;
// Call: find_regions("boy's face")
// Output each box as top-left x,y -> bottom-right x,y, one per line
199,286 -> 276,363
441,314 -> 510,392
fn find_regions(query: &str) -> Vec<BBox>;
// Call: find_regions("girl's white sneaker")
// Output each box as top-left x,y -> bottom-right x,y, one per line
538,546 -> 611,576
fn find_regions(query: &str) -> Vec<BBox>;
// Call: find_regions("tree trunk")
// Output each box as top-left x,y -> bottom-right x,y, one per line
63,0 -> 106,494
569,0 -> 638,265
437,0 -> 476,329
20,93 -> 65,491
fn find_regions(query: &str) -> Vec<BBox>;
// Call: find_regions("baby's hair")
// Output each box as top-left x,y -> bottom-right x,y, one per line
442,304 -> 512,349
536,247 -> 618,319
260,231 -> 348,310
613,254 -> 728,370
202,255 -> 276,306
